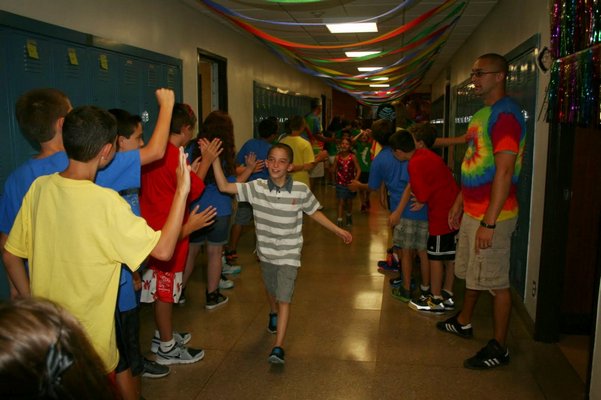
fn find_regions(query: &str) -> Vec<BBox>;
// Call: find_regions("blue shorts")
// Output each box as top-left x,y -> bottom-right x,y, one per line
336,184 -> 357,200
189,215 -> 230,245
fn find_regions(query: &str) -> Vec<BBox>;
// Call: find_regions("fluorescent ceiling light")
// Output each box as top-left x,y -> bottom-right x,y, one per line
358,67 -> 382,72
369,84 -> 390,88
372,77 -> 389,81
345,51 -> 381,57
327,23 -> 378,34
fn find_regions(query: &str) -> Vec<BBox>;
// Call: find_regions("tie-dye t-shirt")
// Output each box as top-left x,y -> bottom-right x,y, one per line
461,96 -> 525,221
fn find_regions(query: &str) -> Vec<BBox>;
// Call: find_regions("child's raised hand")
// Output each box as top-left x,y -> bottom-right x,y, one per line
253,160 -> 265,173
155,88 -> 175,109
337,229 -> 353,244
198,138 -> 223,164
176,146 -> 191,195
188,205 -> 217,231
245,152 -> 258,170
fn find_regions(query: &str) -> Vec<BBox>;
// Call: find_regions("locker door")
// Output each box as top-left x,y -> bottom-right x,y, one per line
140,61 -> 163,143
89,49 -> 118,109
54,42 -> 90,107
5,31 -> 55,164
118,55 -> 143,114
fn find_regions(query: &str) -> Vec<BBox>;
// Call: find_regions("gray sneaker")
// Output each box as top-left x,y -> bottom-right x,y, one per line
206,290 -> 228,310
150,331 -> 192,354
155,343 -> 205,365
142,358 -> 170,378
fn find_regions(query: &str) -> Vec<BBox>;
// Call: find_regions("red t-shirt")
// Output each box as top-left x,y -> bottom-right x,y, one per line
140,143 -> 205,272
408,148 -> 459,236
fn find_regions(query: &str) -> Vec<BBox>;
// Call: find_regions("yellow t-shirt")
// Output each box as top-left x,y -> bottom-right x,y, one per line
279,135 -> 314,186
5,174 -> 160,372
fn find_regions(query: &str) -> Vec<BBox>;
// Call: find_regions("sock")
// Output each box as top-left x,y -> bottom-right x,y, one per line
160,338 -> 175,353
154,329 -> 160,338
432,295 -> 443,300
420,284 -> 430,293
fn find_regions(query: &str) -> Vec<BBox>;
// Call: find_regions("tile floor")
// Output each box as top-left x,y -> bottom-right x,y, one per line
139,184 -> 586,400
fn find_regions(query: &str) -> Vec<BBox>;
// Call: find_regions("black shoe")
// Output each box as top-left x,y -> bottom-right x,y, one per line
268,313 -> 278,334
464,339 -> 510,370
268,346 -> 285,364
205,289 -> 228,310
142,358 -> 170,378
436,314 -> 473,338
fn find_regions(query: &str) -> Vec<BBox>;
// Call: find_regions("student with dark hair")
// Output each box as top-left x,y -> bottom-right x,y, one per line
0,298 -> 116,399
4,105 -> 195,383
206,141 -> 352,364
223,117 -> 278,264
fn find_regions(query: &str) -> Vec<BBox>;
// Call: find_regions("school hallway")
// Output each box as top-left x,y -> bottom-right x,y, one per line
138,184 -> 585,400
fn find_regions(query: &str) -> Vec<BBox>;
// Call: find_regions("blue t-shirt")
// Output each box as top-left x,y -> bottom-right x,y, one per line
367,146 -> 404,211
0,150 -> 141,312
118,189 -> 141,312
398,162 -> 428,221
236,138 -> 271,181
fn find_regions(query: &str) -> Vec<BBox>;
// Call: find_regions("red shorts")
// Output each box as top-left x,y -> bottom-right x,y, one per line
140,269 -> 183,303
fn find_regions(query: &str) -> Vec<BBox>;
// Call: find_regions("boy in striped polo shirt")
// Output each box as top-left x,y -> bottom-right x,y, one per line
208,142 -> 352,364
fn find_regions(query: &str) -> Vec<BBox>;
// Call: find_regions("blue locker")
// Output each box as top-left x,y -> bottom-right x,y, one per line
88,48 -> 118,109
54,41 -> 90,107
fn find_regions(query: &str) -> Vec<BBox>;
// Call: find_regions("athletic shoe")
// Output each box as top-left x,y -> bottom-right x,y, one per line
389,275 -> 403,287
150,331 -> 192,354
442,290 -> 455,311
206,290 -> 228,310
377,260 -> 399,272
464,339 -> 510,370
142,358 -> 170,378
336,218 -> 343,227
409,296 -> 445,313
268,346 -> 285,364
391,286 -> 411,303
219,274 -> 234,289
267,312 -> 278,334
156,343 -> 205,365
436,314 -> 473,338
221,257 -> 242,275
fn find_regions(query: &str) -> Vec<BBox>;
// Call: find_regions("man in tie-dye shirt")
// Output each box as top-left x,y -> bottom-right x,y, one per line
438,53 -> 526,370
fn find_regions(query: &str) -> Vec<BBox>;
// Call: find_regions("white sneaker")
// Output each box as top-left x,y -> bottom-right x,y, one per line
219,274 -> 234,289
155,343 -> 204,365
150,331 -> 192,354
222,256 -> 241,275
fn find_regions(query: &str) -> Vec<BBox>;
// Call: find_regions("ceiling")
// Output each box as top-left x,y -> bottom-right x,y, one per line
190,0 -> 498,104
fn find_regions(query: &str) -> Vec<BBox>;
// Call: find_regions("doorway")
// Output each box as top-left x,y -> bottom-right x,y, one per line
197,49 -> 227,120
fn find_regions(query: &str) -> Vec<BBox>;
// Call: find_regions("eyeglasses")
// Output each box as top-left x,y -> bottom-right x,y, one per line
470,70 -> 501,78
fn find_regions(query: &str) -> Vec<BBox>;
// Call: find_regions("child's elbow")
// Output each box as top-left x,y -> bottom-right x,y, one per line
151,245 -> 174,261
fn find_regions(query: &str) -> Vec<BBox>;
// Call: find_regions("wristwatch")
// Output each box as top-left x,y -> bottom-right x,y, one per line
479,220 -> 496,229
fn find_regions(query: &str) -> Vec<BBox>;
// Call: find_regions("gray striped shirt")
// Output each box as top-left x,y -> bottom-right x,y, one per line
235,178 -> 321,267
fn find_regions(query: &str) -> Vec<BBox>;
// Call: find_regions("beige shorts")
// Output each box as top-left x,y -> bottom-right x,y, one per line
454,215 -> 516,290
309,161 -> 325,178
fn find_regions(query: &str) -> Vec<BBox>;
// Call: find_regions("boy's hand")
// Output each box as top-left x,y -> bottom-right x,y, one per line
337,229 -> 353,244
448,200 -> 463,230
176,146 -> 191,195
156,88 -> 175,109
198,138 -> 223,164
388,209 -> 401,227
188,205 -> 217,231
245,152 -> 258,171
253,160 -> 265,173
409,196 -> 424,211
190,157 -> 201,173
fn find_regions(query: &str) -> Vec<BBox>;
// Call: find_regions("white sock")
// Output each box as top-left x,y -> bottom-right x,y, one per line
420,285 -> 430,292
160,338 -> 175,353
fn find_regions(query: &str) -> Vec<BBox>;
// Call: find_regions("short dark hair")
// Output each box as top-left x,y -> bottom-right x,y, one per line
478,53 -> 509,75
108,108 -> 142,139
62,106 -> 117,162
258,118 -> 278,139
371,119 -> 394,146
389,130 -> 416,153
288,115 -> 305,131
409,123 -> 437,149
269,143 -> 293,163
170,103 -> 197,134
15,88 -> 71,143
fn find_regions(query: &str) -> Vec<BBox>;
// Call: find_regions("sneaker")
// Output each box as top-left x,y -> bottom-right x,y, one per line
336,218 -> 343,227
178,287 -> 187,305
142,358 -> 170,378
377,260 -> 399,272
223,249 -> 238,263
441,290 -> 455,311
219,274 -> 234,290
156,343 -> 205,365
436,314 -> 473,338
267,312 -> 278,334
464,339 -> 510,370
389,275 -> 403,287
345,214 -> 353,226
268,346 -> 285,364
221,257 -> 242,275
409,296 -> 445,313
205,290 -> 228,310
150,331 -> 192,354
391,286 -> 411,303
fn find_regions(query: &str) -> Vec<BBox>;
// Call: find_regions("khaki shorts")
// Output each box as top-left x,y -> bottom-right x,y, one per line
455,215 -> 516,290
309,160 -> 325,178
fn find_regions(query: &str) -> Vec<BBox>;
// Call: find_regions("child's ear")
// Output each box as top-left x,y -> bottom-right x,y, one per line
99,142 -> 113,160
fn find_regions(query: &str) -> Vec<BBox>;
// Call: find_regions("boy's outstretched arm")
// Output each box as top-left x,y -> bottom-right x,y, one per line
210,154 -> 239,195
150,147 -> 191,260
308,211 -> 352,244
139,88 -> 176,165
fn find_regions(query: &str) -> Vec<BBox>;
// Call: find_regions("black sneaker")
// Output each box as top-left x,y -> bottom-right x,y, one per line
389,275 -> 403,288
267,313 -> 278,334
205,289 -> 228,310
464,339 -> 510,370
142,358 -> 170,378
436,314 -> 473,338
268,346 -> 285,364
